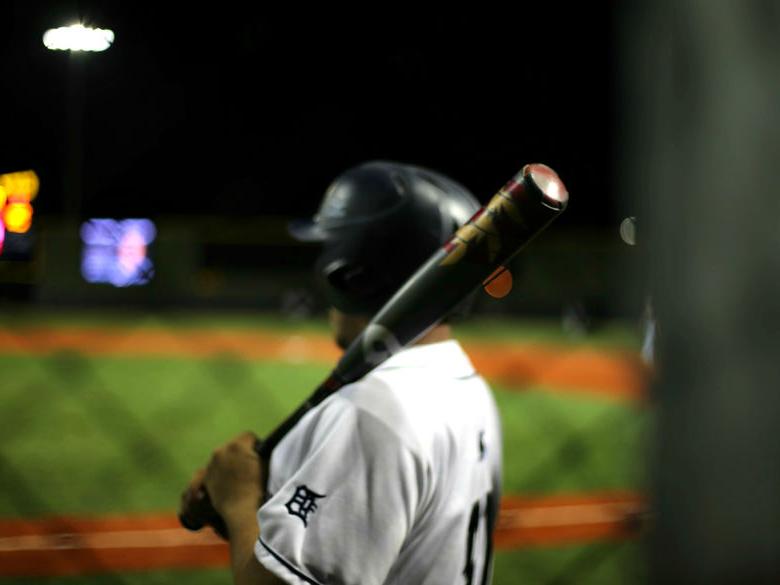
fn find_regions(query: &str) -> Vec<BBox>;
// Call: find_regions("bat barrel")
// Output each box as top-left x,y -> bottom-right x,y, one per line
514,163 -> 568,211
334,163 -> 568,383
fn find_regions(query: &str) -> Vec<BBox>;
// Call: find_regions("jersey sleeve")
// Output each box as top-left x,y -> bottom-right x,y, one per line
254,393 -> 425,585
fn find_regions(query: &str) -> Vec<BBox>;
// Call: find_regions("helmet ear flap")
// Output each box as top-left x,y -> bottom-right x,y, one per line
318,255 -> 393,314
322,259 -> 377,298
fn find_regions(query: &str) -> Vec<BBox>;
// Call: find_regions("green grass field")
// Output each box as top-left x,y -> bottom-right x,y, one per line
0,312 -> 649,584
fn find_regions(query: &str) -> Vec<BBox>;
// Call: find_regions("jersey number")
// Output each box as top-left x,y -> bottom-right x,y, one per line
463,491 -> 497,585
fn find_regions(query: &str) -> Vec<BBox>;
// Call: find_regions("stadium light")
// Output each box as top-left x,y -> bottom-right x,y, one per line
42,23 -> 113,219
43,24 -> 114,52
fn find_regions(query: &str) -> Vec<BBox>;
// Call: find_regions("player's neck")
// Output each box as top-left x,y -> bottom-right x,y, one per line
414,324 -> 452,346
330,309 -> 451,349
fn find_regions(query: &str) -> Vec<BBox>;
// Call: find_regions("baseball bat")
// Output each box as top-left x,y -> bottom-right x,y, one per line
180,163 -> 568,537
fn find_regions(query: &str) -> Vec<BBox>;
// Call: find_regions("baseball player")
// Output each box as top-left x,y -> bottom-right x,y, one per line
181,161 -> 503,585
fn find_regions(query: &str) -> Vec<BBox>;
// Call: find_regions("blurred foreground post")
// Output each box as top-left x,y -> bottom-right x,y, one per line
619,1 -> 780,583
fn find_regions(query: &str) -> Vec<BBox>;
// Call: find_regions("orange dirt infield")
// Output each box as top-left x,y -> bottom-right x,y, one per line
0,326 -> 648,401
0,493 -> 644,577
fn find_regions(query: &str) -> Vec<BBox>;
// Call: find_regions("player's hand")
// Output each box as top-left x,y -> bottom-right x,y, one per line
203,431 -> 264,521
179,467 -> 207,520
179,468 -> 221,532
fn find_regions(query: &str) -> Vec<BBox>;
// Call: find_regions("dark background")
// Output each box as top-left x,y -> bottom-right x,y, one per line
2,2 -> 615,226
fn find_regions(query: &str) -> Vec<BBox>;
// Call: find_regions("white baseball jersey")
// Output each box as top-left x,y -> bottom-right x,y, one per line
254,339 -> 502,585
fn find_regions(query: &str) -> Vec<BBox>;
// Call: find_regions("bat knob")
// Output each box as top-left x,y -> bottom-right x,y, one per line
179,484 -> 230,540
523,164 -> 569,210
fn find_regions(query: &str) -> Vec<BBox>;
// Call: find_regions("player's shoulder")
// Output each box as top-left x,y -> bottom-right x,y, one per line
335,374 -> 424,455
274,369 -> 423,458
336,340 -> 488,453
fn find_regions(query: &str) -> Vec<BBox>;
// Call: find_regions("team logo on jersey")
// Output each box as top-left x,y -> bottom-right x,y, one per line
285,485 -> 325,527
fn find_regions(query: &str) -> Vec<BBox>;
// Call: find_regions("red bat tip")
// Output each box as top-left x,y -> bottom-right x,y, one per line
524,164 -> 568,210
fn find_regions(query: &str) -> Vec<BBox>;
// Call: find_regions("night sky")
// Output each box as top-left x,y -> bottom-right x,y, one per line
3,3 -> 615,228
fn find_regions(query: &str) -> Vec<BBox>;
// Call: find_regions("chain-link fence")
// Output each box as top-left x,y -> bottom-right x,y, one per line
0,313 -> 648,583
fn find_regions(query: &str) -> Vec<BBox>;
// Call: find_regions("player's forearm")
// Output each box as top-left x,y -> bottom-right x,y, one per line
223,503 -> 285,585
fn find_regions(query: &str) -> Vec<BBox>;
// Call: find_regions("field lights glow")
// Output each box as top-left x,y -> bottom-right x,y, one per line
43,24 -> 114,52
0,170 -> 39,202
3,202 -> 33,234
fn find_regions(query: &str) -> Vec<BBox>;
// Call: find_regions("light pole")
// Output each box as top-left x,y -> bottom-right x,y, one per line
43,24 -> 114,221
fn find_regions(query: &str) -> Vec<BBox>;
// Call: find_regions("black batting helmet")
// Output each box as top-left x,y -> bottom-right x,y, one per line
289,160 -> 481,315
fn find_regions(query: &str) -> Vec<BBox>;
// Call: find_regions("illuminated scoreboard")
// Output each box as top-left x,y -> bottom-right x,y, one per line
81,219 -> 156,287
0,170 -> 38,256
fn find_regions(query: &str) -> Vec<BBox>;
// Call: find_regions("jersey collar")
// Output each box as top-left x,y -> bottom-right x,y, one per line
373,339 -> 476,378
